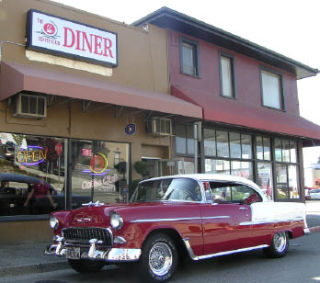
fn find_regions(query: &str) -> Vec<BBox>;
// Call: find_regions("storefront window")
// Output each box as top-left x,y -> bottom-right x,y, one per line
216,130 -> 229,158
71,140 -> 129,205
257,162 -> 273,200
176,157 -> 195,174
255,136 -> 271,161
274,138 -> 299,200
231,161 -> 253,180
203,128 -> 216,156
230,132 -> 241,158
0,132 -> 65,216
241,134 -> 252,159
274,138 -> 282,162
205,159 -> 230,174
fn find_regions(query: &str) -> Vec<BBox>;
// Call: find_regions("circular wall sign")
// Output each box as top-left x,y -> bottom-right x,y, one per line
125,123 -> 136,136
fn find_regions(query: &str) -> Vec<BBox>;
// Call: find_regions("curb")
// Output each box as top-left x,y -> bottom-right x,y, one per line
0,261 -> 68,277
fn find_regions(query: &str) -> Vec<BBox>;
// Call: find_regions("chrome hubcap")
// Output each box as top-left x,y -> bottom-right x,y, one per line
274,232 -> 287,253
149,242 -> 172,276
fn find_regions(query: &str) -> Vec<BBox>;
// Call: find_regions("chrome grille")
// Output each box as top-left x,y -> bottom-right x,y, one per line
62,227 -> 112,247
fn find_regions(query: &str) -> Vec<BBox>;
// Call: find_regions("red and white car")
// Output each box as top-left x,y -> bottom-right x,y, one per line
46,174 -> 309,282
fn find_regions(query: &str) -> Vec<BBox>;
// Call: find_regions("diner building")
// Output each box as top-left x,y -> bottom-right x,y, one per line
0,1 -> 320,244
0,0 -> 201,243
134,8 -> 320,202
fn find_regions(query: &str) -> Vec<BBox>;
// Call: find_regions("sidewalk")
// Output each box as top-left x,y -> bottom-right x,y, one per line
1,201 -> 320,277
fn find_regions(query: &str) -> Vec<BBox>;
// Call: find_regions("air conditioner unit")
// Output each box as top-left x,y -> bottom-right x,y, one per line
150,117 -> 172,136
13,93 -> 47,118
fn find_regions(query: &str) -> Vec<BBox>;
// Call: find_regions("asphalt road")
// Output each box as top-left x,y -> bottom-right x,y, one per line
1,231 -> 320,283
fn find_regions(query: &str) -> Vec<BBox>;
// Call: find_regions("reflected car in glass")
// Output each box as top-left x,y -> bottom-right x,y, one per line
45,174 -> 309,282
0,173 -> 90,216
309,189 -> 320,200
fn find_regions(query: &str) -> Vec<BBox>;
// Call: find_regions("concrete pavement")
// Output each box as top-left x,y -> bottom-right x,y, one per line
1,200 -> 320,277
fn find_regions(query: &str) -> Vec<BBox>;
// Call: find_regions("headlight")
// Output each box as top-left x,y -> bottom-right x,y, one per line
49,215 -> 59,230
110,212 -> 123,230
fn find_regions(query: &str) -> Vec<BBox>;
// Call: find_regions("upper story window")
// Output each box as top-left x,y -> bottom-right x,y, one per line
220,54 -> 236,98
180,37 -> 200,77
261,69 -> 284,110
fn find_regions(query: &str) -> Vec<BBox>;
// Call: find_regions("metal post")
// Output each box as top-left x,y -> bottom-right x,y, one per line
65,138 -> 72,210
194,123 -> 198,173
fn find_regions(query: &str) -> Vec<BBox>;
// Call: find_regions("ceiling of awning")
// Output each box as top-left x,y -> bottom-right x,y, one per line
0,62 -> 202,119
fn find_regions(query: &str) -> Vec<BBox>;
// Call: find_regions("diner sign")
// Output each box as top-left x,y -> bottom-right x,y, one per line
26,10 -> 118,67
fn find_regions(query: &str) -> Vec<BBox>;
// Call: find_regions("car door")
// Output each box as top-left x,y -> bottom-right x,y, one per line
200,182 -> 259,255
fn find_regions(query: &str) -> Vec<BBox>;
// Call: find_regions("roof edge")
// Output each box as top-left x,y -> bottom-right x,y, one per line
133,7 -> 319,79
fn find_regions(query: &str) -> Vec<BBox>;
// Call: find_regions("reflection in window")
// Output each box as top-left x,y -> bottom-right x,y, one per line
274,138 -> 282,162
274,138 -> 299,200
204,128 -> 216,156
257,162 -> 273,200
175,125 -> 195,155
0,132 -> 65,216
231,161 -> 253,180
205,159 -> 230,174
241,135 -> 252,159
261,70 -> 283,110
181,40 -> 199,77
216,130 -> 229,158
71,140 -> 129,205
230,132 -> 241,158
288,165 -> 299,199
256,136 -> 270,161
220,55 -> 235,98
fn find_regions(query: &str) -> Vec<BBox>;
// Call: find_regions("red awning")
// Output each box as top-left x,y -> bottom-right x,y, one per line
0,62 -> 202,119
172,85 -> 320,145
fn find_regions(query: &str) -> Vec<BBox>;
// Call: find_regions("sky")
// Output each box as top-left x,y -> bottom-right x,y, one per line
52,0 -> 320,166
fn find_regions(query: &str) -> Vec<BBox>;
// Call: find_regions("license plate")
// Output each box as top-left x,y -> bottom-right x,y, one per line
66,247 -> 81,259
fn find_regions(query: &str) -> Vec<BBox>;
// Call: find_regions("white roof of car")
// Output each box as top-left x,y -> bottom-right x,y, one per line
140,174 -> 267,201
143,173 -> 259,189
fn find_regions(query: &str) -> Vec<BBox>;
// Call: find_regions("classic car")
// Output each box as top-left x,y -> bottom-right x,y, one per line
45,174 -> 309,282
0,173 -> 90,216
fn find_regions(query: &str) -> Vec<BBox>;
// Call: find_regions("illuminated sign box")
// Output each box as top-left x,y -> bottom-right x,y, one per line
26,9 -> 118,67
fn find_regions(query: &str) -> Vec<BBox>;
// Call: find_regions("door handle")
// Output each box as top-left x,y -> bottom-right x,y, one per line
239,207 -> 247,210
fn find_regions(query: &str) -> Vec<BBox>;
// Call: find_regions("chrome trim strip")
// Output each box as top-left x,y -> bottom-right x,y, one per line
240,217 -> 305,226
130,216 -> 230,223
182,238 -> 268,261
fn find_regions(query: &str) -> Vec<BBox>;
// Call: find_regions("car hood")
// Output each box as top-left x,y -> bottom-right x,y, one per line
67,202 -> 168,227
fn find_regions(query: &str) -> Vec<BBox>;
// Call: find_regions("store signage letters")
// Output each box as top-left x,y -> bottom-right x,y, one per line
26,10 -> 118,67
16,146 -> 48,166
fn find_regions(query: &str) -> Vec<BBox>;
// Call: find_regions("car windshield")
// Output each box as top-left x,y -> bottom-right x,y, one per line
130,178 -> 202,203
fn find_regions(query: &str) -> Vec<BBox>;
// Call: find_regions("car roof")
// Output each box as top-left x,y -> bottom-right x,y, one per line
0,173 -> 41,183
139,174 -> 267,201
0,173 -> 55,190
141,173 -> 261,189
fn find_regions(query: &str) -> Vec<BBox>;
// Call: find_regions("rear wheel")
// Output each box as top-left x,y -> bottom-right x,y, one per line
68,259 -> 105,273
263,231 -> 289,258
138,233 -> 178,282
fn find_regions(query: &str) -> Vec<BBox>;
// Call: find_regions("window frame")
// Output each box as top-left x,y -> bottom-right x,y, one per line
219,52 -> 237,99
179,36 -> 200,78
260,67 -> 285,111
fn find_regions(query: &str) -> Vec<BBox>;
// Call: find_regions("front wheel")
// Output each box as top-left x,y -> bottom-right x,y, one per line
68,259 -> 105,273
263,231 -> 289,258
138,233 -> 178,282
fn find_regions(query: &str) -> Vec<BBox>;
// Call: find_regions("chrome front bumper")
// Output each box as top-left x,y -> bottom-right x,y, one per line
45,238 -> 141,262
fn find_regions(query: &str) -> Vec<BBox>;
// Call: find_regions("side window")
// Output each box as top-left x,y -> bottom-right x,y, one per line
210,182 -> 261,204
230,185 -> 262,204
165,178 -> 202,201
